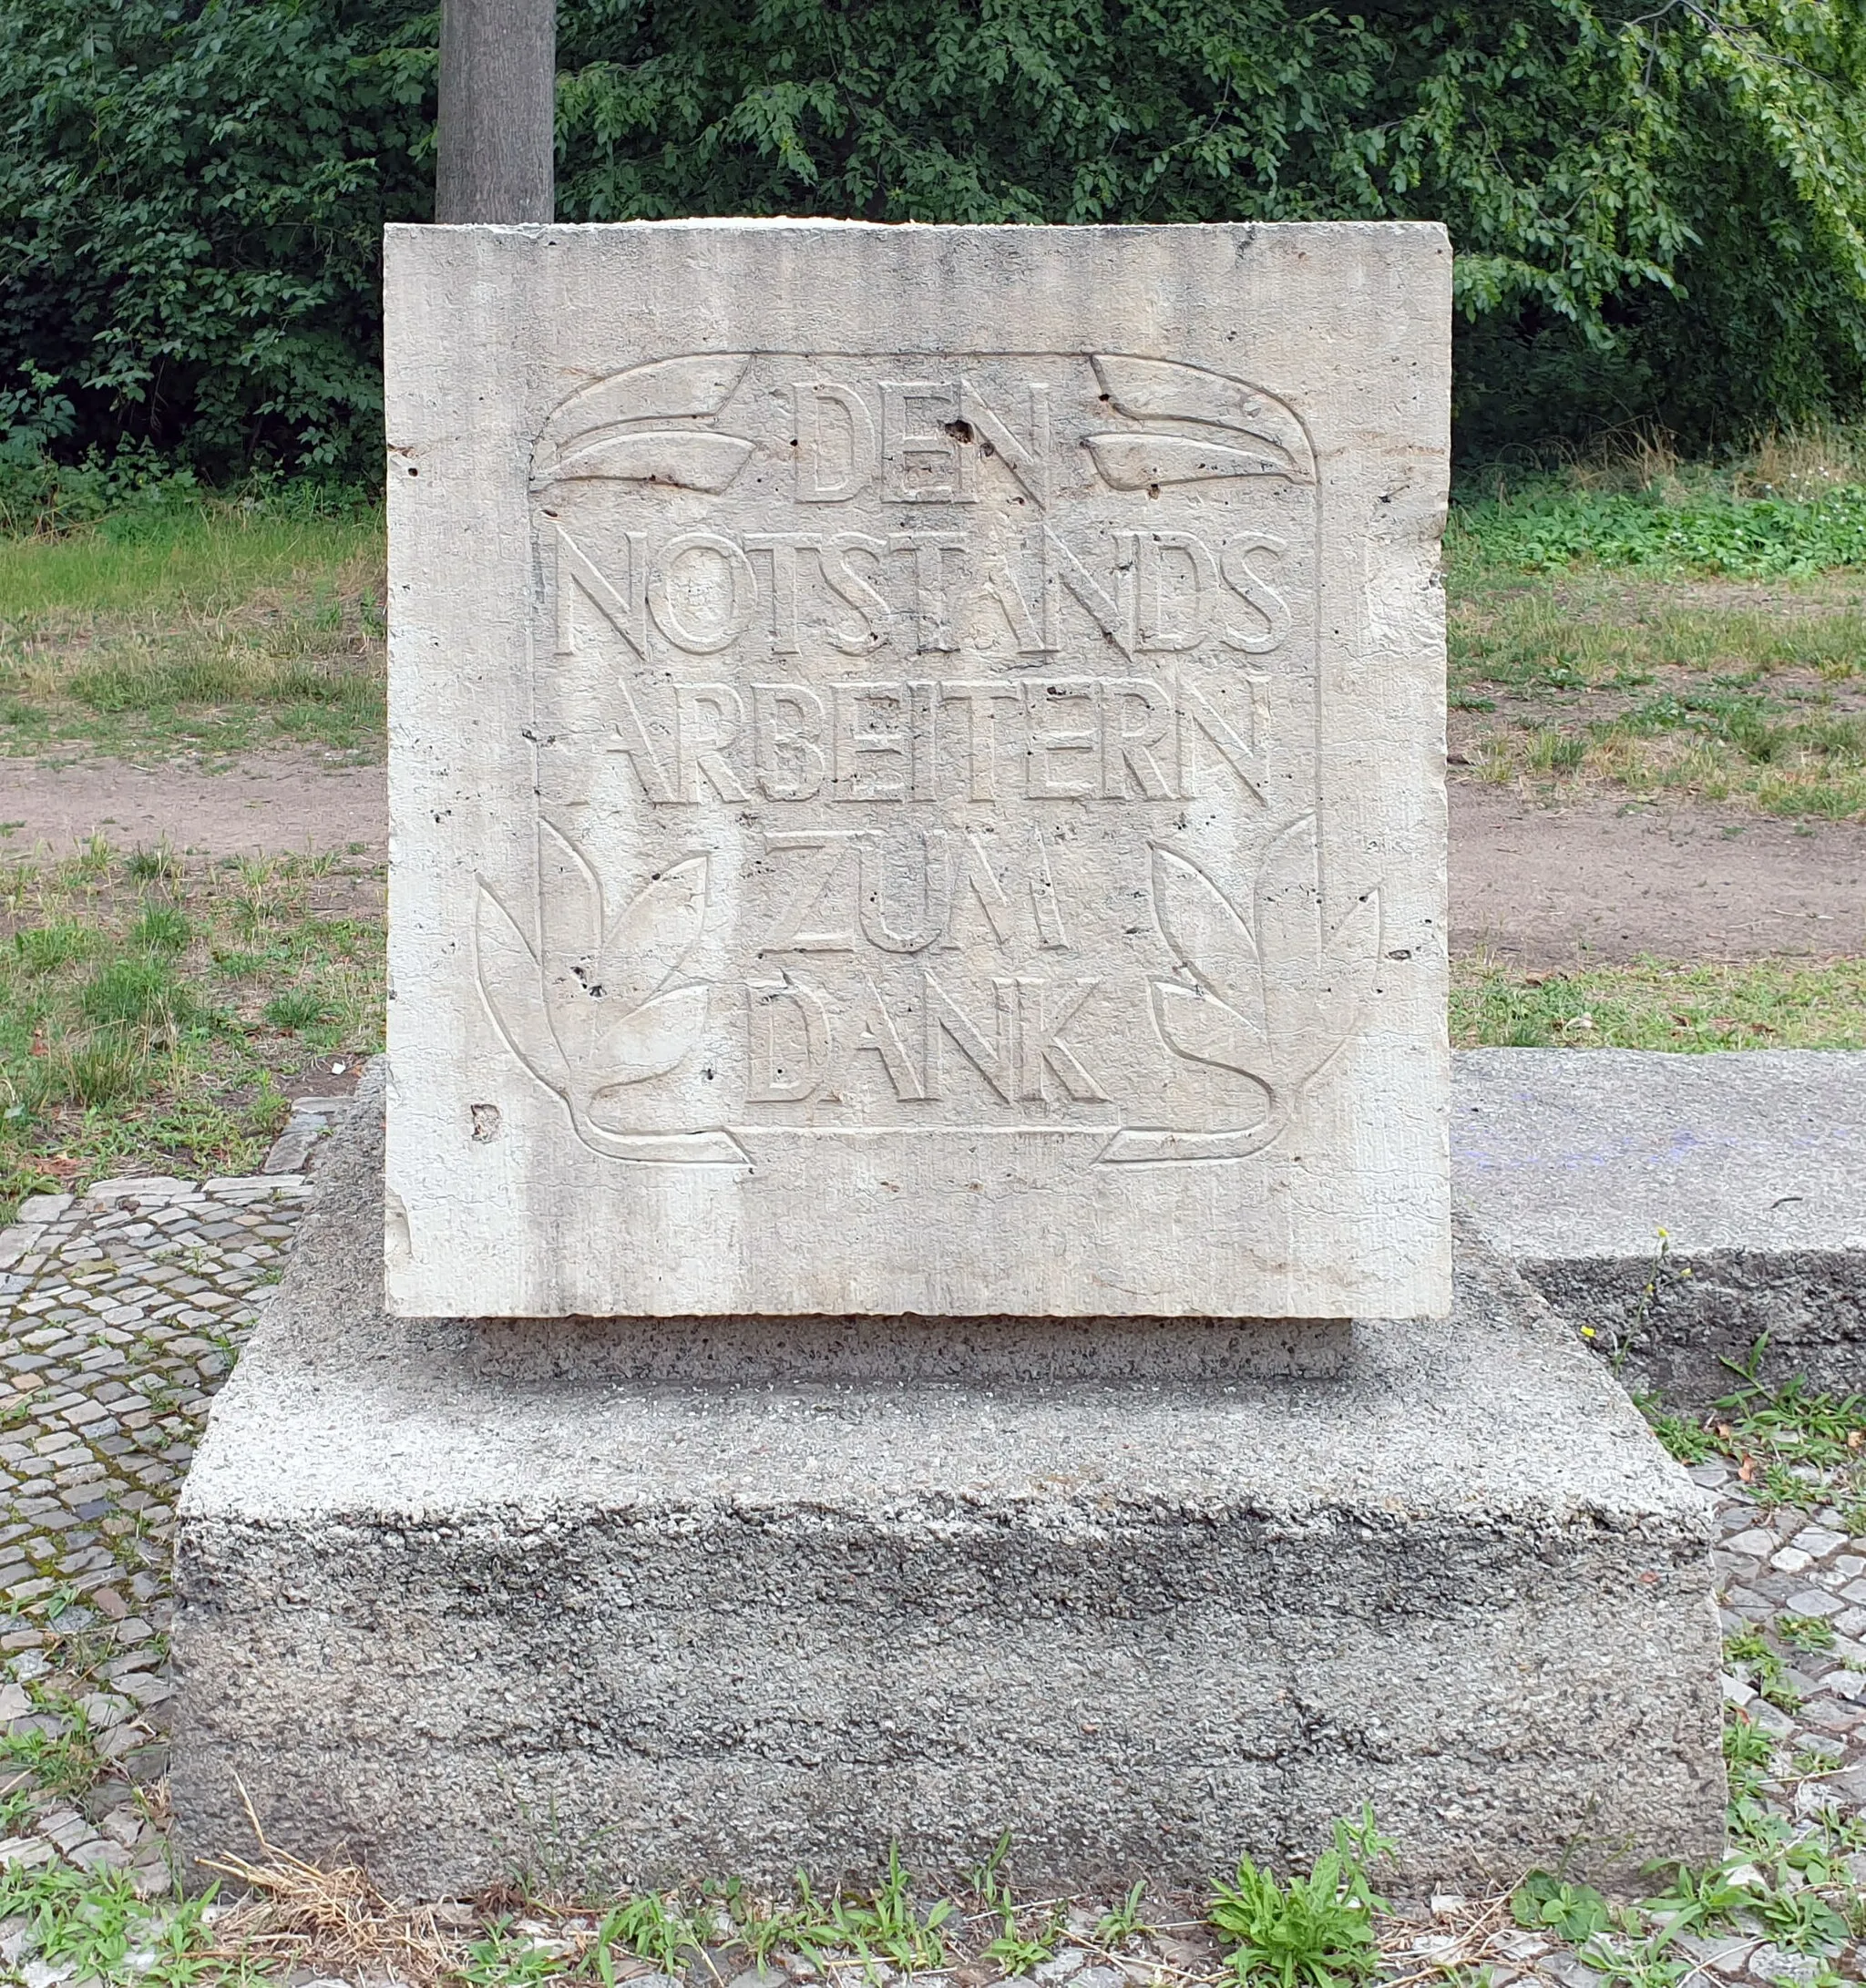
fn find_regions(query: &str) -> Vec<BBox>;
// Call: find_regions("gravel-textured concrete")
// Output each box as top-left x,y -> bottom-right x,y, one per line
169,1063 -> 1724,1897
1454,1049 -> 1866,1402
5,1093 -> 1866,1983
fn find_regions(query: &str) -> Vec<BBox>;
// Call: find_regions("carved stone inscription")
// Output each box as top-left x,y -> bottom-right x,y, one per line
384,220 -> 1452,1318
479,351 -> 1370,1168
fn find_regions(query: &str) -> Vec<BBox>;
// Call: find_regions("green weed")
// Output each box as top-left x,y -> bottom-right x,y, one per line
1779,1614 -> 1839,1655
789,1847 -> 958,1975
0,1861 -> 245,1988
1451,482 -> 1866,579
0,1720 -> 107,1799
980,1914 -> 1060,1977
1726,1629 -> 1802,1713
1511,1870 -> 1613,1943
1206,1809 -> 1392,1988
1724,1713 -> 1775,1768
1635,1393 -> 1718,1464
1094,1880 -> 1155,1944
459,1922 -> 572,1988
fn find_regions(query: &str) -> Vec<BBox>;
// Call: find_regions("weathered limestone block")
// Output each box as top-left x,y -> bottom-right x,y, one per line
170,1070 -> 1726,1894
384,220 -> 1452,1319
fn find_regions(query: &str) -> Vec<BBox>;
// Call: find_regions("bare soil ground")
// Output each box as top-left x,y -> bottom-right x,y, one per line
5,753 -> 1861,966
1450,784 -> 1866,965
0,750 -> 386,862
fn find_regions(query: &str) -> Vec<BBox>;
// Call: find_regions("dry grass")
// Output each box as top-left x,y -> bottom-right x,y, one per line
1562,422 -> 1683,496
186,1825 -> 1527,1988
205,1793 -> 463,1983
1738,422 -> 1866,501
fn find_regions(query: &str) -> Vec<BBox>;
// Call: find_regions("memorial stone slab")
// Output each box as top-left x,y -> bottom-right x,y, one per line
384,220 -> 1451,1318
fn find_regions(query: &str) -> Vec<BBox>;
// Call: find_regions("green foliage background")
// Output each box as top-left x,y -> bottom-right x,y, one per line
4,0 -> 1866,481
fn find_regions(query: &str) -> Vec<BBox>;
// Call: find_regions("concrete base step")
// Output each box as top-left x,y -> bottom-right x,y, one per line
1454,1049 -> 1866,1406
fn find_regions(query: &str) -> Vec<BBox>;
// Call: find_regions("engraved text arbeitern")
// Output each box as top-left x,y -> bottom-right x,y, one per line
473,351 -> 1381,1169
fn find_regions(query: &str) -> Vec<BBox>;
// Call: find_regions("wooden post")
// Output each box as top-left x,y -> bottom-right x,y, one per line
436,0 -> 556,223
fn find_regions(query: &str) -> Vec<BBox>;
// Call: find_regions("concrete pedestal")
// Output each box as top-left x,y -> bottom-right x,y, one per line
171,1071 -> 1724,1894
1455,1049 -> 1866,1404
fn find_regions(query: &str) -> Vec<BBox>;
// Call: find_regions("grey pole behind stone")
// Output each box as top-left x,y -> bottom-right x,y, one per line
435,0 -> 555,224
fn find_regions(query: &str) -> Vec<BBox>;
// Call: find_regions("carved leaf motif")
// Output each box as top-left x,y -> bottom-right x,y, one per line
590,982 -> 713,1091
1152,847 -> 1258,1009
1255,814 -> 1326,1053
544,431 -> 754,492
1082,432 -> 1301,488
603,856 -> 709,1014
1311,887 -> 1382,1059
474,882 -> 570,1093
1151,980 -> 1270,1076
532,354 -> 753,486
1090,355 -> 1316,483
537,819 -> 604,1030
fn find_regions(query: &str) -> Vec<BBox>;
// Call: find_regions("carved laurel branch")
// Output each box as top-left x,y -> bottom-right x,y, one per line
1082,355 -> 1316,489
531,354 -> 756,492
528,352 -> 1314,495
1101,817 -> 1380,1166
474,821 -> 748,1165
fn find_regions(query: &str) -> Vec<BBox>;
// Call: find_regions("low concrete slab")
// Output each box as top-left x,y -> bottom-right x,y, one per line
171,1067 -> 1723,1895
1454,1050 -> 1866,1404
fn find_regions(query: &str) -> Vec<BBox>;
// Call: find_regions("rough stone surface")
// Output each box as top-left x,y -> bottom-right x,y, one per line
170,1064 -> 1722,1896
1453,1049 -> 1866,1402
384,219 -> 1452,1321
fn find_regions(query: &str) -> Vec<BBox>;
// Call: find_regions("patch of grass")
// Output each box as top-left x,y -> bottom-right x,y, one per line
14,919 -> 97,973
0,1720 -> 108,1801
262,987 -> 336,1035
79,957 -> 193,1030
128,905 -> 190,954
35,1034 -> 151,1111
0,499 -> 379,624
0,499 -> 384,763
1445,464 -> 1866,816
1451,954 -> 1866,1050
0,845 -> 384,1222
1451,479 -> 1866,579
1640,1366 -> 1866,1519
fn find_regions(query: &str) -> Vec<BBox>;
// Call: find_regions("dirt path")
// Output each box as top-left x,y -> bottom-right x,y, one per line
1450,785 -> 1866,964
3,754 -> 1861,963
0,753 -> 387,862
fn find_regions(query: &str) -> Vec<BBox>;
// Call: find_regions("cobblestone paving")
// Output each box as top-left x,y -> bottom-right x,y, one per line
1,1174 -> 1864,1985
0,1173 -> 313,1894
